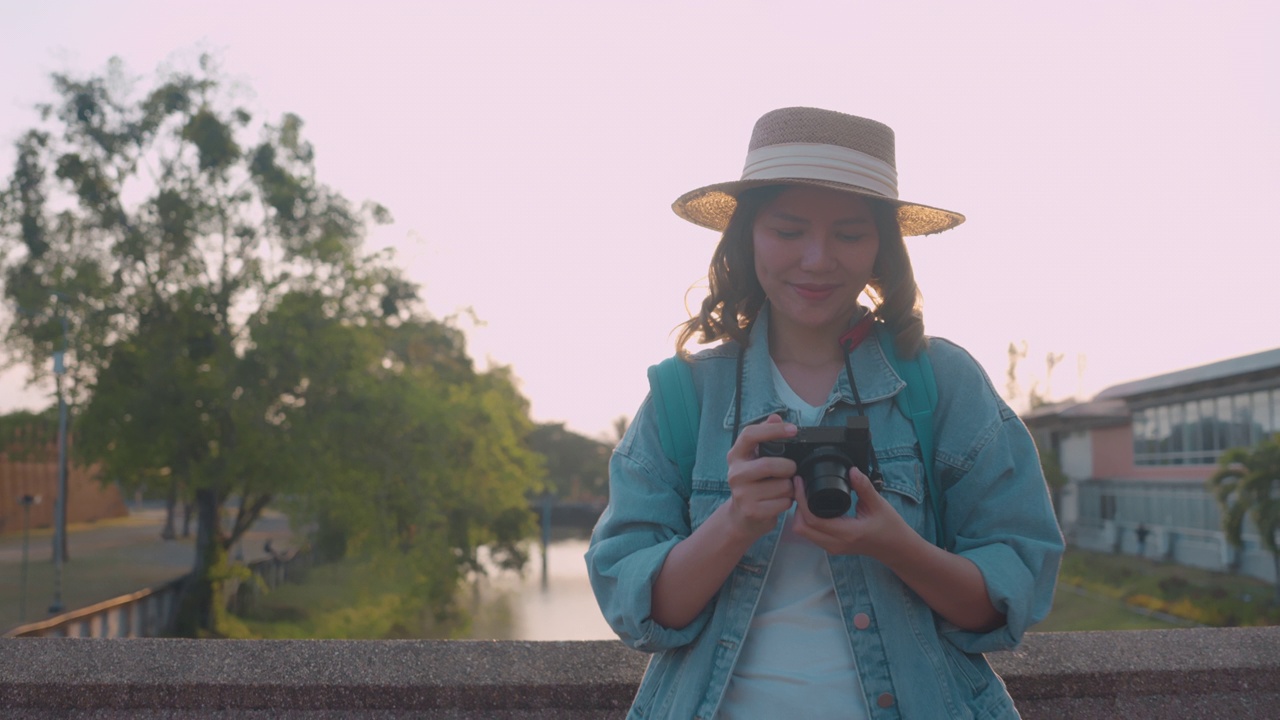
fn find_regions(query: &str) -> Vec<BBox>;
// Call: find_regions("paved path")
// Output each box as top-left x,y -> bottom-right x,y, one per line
0,505 -> 295,633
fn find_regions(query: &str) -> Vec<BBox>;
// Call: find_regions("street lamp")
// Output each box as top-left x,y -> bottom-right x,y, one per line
11,294 -> 73,615
49,336 -> 68,615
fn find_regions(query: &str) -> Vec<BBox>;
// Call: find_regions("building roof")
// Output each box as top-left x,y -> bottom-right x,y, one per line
1021,397 -> 1130,428
1095,347 -> 1280,401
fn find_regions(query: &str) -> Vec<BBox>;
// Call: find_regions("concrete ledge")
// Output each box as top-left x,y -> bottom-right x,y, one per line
2,628 -> 1278,718
996,628 -> 1280,718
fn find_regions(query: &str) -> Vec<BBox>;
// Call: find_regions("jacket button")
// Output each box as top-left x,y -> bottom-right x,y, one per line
853,612 -> 871,630
877,693 -> 895,708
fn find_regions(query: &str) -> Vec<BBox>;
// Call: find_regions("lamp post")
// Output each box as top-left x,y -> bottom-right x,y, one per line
49,339 -> 68,614
12,293 -> 73,615
539,492 -> 554,590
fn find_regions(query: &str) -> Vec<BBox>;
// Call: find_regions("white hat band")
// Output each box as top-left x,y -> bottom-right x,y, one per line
741,142 -> 899,199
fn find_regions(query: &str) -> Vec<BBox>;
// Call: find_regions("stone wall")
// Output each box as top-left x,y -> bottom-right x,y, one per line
2,627 -> 1278,718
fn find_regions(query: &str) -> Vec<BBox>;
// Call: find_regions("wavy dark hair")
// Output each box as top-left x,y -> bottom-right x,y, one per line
675,185 -> 927,359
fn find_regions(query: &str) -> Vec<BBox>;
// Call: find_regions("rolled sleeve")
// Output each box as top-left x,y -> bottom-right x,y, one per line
941,415 -> 1064,654
585,400 -> 714,653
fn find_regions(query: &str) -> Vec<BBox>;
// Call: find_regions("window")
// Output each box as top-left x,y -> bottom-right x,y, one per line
1132,386 -> 1280,465
1217,397 -> 1233,451
1201,398 -> 1216,457
1252,390 -> 1272,445
1185,400 -> 1202,456
1273,389 -> 1280,440
1101,493 -> 1116,521
1232,393 -> 1252,447
1169,404 -> 1184,461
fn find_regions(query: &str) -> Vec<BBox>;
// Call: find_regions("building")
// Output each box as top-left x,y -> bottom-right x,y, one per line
1024,347 -> 1280,585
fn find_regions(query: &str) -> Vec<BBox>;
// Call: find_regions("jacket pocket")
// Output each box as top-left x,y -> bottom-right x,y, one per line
940,639 -> 991,697
631,650 -> 684,718
874,458 -> 926,532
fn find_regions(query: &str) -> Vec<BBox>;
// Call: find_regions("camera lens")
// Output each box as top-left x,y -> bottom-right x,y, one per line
802,452 -> 852,518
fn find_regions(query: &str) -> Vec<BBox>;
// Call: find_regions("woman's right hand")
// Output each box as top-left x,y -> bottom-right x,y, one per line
724,414 -> 799,542
650,413 -> 800,630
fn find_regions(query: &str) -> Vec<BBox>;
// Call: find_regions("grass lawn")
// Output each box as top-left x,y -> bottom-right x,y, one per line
228,556 -> 464,640
1036,585 -> 1183,632
1046,547 -> 1280,629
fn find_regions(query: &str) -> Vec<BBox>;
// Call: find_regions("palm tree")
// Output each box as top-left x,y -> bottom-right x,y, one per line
1208,434 -> 1280,603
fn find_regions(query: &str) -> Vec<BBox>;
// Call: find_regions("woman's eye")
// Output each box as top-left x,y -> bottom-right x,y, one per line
838,234 -> 866,243
773,228 -> 803,239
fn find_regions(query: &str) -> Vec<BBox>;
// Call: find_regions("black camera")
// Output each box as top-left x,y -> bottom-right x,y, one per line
758,416 -> 871,519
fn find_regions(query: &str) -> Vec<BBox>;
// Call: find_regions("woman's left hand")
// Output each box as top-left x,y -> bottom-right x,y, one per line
790,467 -> 912,559
794,467 -> 1006,632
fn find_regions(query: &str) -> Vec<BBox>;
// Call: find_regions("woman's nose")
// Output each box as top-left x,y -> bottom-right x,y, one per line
799,237 -> 835,270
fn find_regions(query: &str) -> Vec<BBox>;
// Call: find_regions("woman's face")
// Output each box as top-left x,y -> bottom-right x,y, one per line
752,185 -> 880,339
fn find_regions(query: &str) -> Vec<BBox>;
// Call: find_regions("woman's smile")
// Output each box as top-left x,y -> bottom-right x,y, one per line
752,186 -> 881,341
790,282 -> 841,302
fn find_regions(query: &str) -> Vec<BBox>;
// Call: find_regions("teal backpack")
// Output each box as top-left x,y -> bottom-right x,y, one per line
647,324 -> 948,548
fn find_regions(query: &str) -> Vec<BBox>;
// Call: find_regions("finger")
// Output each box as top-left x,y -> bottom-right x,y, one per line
738,476 -> 795,501
848,468 -> 882,508
791,476 -> 828,524
791,477 -> 810,518
726,414 -> 797,462
790,477 -> 837,541
742,457 -> 800,482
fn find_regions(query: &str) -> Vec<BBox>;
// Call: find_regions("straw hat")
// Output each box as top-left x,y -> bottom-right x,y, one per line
672,107 -> 965,236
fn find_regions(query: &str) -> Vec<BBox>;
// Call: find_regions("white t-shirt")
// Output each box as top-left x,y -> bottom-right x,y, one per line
716,360 -> 871,719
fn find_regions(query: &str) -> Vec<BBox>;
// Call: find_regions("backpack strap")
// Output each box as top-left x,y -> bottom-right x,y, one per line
875,325 -> 947,547
647,356 -> 699,492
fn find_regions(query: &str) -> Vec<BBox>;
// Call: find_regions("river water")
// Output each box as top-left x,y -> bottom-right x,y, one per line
466,537 -> 617,641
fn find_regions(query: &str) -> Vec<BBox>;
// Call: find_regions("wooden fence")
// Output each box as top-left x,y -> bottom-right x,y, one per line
0,424 -> 126,536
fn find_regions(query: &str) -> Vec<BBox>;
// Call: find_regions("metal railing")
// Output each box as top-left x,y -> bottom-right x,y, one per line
4,547 -> 311,638
4,576 -> 184,638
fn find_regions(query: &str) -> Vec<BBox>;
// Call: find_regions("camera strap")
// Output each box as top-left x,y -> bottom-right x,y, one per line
648,324 -> 947,548
873,325 -> 946,548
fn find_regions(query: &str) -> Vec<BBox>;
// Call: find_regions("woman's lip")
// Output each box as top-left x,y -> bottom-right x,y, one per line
792,283 -> 839,300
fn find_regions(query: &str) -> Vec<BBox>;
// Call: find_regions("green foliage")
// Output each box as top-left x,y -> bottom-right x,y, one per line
1209,433 -> 1280,601
1038,447 -> 1069,492
1038,585 -> 1180,632
0,55 -> 544,635
1058,548 -> 1280,627
0,409 -> 57,459
234,555 -> 475,639
527,422 -> 611,500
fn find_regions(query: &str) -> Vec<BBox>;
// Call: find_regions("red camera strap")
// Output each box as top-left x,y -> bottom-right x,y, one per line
838,313 -> 877,352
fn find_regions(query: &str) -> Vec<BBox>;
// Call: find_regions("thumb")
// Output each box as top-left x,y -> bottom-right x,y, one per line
848,467 -> 881,505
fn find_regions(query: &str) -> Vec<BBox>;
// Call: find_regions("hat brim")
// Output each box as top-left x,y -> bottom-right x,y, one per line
672,178 -> 965,237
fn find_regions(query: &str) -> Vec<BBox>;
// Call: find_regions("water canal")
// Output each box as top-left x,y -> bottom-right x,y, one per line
466,535 -> 616,641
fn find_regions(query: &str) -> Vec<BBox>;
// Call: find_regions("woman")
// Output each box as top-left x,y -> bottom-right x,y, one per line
586,107 -> 1063,719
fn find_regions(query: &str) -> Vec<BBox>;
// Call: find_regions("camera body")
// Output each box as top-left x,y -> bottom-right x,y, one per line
759,416 -> 872,519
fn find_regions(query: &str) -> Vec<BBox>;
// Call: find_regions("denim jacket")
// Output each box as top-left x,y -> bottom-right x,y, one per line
586,310 -> 1064,720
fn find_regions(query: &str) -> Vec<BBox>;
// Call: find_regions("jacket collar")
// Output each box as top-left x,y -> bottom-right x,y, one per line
722,304 -> 907,430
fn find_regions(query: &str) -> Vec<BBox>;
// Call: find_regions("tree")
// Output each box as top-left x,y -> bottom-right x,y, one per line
1208,434 -> 1280,603
527,422 -> 611,501
3,55 -> 546,637
1038,446 -> 1069,519
1004,341 -> 1073,410
611,415 -> 629,445
261,310 -> 544,626
1005,341 -> 1027,403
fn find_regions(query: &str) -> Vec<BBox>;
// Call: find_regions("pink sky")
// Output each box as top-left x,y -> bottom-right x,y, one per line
1,1 -> 1277,438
